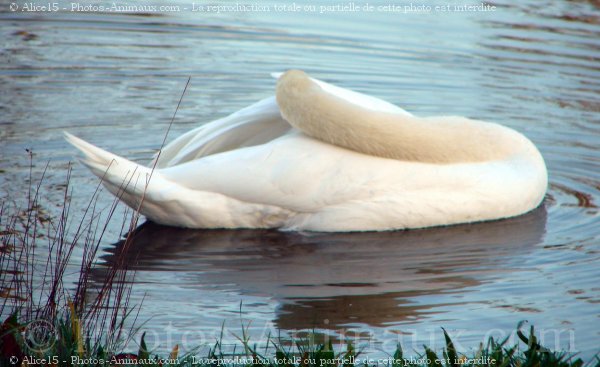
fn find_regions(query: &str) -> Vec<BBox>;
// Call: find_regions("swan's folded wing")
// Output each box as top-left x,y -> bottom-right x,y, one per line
154,96 -> 291,168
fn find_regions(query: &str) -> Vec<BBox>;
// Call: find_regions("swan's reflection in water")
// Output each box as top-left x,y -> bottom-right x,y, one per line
98,205 -> 547,332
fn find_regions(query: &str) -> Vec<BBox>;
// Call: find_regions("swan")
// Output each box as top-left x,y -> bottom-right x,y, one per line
65,70 -> 547,232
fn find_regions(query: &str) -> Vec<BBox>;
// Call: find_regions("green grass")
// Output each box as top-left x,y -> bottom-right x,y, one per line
1,158 -> 599,367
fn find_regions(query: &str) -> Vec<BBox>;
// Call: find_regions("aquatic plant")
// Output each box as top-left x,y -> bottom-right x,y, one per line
0,151 -> 143,366
1,79 -> 191,366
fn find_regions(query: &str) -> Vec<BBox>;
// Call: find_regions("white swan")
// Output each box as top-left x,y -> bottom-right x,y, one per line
66,70 -> 547,232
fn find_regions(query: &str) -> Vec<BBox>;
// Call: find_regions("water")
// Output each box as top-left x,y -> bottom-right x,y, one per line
1,0 -> 599,359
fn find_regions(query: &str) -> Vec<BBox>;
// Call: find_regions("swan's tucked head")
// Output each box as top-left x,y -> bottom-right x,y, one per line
275,69 -> 323,117
276,70 -> 318,105
275,69 -> 346,137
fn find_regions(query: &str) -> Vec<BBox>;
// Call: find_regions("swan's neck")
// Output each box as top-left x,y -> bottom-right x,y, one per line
276,70 -> 528,164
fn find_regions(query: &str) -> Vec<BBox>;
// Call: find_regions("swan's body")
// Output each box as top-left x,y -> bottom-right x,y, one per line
66,70 -> 547,232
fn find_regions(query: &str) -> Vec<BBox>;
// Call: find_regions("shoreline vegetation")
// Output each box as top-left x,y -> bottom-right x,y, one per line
1,159 -> 599,367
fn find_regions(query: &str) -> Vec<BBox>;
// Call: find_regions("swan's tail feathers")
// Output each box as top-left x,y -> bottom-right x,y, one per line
64,132 -> 156,209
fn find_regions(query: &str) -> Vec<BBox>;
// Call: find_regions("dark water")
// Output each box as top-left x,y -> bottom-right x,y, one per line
1,0 -> 599,359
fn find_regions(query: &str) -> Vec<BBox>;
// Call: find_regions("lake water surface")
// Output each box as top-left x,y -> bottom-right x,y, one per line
1,0 -> 599,359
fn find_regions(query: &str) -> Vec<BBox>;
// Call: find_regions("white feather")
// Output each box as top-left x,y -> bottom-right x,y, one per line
66,71 -> 547,232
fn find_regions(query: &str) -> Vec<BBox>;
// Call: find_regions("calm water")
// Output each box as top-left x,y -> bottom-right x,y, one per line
1,0 -> 599,358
